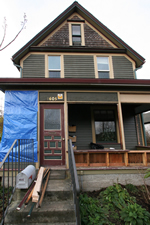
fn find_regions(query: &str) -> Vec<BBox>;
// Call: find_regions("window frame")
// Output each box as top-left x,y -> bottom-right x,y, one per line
72,24 -> 81,46
96,56 -> 110,79
91,106 -> 120,144
48,55 -> 61,78
69,22 -> 85,46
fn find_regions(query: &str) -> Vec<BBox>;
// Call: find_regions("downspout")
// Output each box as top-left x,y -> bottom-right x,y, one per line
13,62 -> 23,78
134,65 -> 147,146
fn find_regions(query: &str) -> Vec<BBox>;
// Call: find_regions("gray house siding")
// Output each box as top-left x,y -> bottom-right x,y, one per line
68,104 -> 93,150
112,56 -> 134,79
23,54 -> 45,78
64,55 -> 95,78
122,105 -> 137,150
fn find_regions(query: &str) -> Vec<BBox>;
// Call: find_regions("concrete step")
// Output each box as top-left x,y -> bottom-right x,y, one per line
46,179 -> 73,201
49,170 -> 66,180
5,200 -> 76,224
5,176 -> 76,225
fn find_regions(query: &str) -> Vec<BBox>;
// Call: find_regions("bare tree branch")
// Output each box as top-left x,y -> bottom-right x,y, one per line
0,13 -> 27,51
0,17 -> 7,49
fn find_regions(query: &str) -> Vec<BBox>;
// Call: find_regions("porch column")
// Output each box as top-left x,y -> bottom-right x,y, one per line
117,93 -> 126,150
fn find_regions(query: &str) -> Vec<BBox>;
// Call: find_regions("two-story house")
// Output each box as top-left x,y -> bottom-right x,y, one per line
1,2 -> 150,177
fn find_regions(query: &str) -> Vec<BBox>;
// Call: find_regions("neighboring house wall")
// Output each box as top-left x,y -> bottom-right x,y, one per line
112,56 -> 134,79
122,105 -> 138,150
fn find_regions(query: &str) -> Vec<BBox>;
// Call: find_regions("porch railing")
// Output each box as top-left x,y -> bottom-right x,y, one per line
74,149 -> 150,167
0,139 -> 34,225
68,139 -> 81,225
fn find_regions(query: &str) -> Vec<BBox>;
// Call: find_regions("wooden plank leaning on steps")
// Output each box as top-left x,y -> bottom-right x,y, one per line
38,170 -> 50,207
32,166 -> 45,203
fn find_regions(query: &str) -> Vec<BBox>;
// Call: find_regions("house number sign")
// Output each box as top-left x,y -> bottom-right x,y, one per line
48,94 -> 63,101
39,92 -> 64,101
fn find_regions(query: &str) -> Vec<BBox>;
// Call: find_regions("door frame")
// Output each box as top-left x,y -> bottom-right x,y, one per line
40,103 -> 65,166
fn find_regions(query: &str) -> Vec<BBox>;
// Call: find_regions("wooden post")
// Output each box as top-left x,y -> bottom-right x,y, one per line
87,152 -> 90,166
125,152 -> 128,166
143,152 -> 147,166
117,93 -> 126,150
106,153 -> 109,167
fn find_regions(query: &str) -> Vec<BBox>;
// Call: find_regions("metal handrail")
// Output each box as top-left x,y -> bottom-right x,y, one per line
0,139 -> 34,225
68,139 -> 81,225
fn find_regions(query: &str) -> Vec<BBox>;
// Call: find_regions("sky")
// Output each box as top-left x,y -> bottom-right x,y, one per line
0,0 -> 150,110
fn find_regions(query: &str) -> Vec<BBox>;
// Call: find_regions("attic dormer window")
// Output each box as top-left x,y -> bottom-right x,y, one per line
72,24 -> 81,46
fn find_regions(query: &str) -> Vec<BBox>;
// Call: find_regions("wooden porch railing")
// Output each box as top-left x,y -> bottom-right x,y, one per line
74,149 -> 150,167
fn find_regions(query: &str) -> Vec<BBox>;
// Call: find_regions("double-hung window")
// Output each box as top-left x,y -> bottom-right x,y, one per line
48,56 -> 61,78
72,24 -> 81,46
97,57 -> 109,78
94,109 -> 117,143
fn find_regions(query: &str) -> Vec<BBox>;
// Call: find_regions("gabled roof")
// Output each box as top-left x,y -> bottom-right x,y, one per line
12,1 -> 145,68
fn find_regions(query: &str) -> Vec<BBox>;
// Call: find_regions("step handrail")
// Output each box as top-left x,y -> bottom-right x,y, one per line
68,139 -> 81,225
0,139 -> 34,225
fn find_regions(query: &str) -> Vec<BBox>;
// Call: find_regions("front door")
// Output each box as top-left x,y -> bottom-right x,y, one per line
40,104 -> 65,166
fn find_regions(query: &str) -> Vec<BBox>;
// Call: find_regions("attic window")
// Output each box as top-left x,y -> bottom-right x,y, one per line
72,24 -> 81,46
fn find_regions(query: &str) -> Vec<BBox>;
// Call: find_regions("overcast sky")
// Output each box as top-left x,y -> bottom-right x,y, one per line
0,0 -> 150,109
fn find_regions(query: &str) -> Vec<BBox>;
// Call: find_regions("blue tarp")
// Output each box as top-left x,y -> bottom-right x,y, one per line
0,91 -> 38,162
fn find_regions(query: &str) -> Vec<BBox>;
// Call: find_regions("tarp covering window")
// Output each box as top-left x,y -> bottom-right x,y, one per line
0,91 -> 38,162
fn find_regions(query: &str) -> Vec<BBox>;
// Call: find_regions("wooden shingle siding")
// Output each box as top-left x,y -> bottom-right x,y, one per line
23,54 -> 45,78
122,105 -> 138,150
67,92 -> 118,102
84,24 -> 114,48
64,55 -> 95,78
68,104 -> 92,150
40,23 -> 69,47
112,56 -> 134,79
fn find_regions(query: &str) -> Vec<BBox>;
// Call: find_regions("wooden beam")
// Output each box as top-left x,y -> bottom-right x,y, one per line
32,167 -> 45,203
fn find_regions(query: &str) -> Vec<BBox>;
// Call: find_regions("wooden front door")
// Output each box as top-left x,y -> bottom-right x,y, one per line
40,104 -> 65,166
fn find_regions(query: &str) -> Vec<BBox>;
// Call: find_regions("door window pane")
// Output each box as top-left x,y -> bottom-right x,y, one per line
44,109 -> 61,130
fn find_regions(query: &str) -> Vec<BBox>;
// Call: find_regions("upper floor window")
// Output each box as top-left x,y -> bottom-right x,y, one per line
48,56 -> 61,78
72,24 -> 81,46
97,57 -> 109,78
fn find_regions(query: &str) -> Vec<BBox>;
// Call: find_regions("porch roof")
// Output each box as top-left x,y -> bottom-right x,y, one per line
1,78 -> 150,92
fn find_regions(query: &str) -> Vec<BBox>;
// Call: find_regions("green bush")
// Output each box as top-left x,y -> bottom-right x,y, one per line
120,203 -> 150,225
79,184 -> 150,225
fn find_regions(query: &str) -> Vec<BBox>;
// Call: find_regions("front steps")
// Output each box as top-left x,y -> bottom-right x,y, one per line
4,169 -> 77,225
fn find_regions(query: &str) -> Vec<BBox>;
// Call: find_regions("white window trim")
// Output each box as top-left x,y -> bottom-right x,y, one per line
46,54 -> 64,78
69,22 -> 85,46
95,55 -> 114,79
